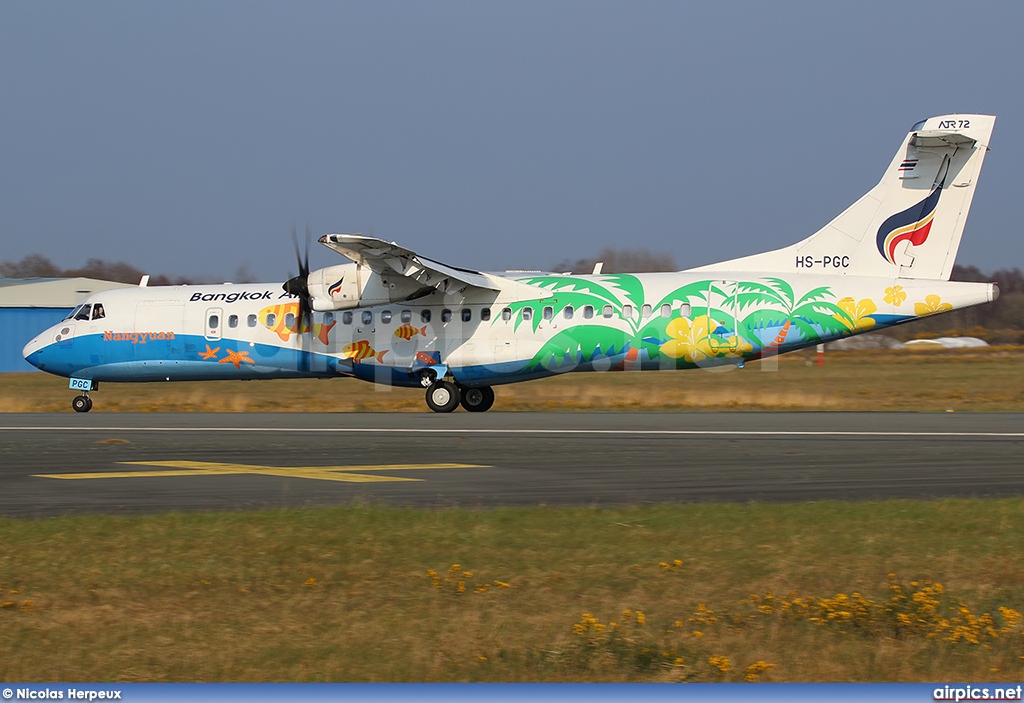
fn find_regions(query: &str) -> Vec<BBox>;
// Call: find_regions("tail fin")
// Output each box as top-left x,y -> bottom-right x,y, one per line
692,114 -> 995,280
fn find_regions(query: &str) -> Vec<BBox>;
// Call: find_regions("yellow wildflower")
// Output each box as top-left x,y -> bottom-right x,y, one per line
744,660 -> 775,681
709,655 -> 731,674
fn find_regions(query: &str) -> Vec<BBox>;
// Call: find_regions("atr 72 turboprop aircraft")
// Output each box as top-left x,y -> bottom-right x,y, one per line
23,114 -> 999,413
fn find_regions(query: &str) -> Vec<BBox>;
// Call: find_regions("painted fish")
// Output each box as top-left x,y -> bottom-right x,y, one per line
343,340 -> 389,364
394,323 -> 428,341
258,303 -> 336,345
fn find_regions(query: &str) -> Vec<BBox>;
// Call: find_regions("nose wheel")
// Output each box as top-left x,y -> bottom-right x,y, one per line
72,394 -> 93,413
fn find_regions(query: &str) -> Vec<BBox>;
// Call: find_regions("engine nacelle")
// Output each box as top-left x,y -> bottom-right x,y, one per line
306,263 -> 426,311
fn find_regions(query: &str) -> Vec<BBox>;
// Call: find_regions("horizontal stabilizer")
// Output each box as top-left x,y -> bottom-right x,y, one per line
910,131 -> 977,148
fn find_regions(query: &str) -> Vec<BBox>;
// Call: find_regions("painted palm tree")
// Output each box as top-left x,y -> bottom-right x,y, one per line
732,277 -> 855,353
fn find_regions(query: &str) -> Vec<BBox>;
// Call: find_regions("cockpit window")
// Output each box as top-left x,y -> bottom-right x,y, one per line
74,304 -> 92,321
64,304 -> 87,321
91,303 -> 105,320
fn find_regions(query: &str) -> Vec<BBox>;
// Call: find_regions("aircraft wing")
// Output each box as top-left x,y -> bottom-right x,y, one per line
319,234 -> 500,293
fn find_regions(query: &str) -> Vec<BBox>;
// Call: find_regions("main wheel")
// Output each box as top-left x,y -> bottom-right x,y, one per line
460,386 -> 494,413
72,395 -> 92,413
425,381 -> 460,413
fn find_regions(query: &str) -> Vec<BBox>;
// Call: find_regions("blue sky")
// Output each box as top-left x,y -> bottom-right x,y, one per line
2,1 -> 1021,281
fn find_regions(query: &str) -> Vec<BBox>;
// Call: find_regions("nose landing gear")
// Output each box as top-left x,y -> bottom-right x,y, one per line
72,394 -> 93,413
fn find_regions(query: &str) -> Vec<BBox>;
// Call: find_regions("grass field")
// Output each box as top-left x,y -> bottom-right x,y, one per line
3,346 -> 1024,412
2,500 -> 1024,682
3,348 -> 1022,682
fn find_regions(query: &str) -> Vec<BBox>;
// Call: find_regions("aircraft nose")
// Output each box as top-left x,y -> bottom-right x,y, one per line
22,333 -> 47,370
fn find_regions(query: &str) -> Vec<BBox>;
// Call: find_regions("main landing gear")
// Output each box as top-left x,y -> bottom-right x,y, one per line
72,393 -> 93,413
424,380 -> 495,413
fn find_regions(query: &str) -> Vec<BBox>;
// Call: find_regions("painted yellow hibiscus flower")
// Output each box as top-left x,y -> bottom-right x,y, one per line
660,316 -> 718,362
914,294 -> 953,316
722,336 -> 754,359
834,297 -> 877,331
884,285 -> 907,307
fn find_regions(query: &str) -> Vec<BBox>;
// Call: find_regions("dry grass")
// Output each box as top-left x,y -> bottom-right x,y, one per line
3,346 -> 1024,412
2,500 -> 1024,682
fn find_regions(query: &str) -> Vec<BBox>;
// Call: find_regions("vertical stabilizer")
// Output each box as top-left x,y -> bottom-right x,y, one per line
691,115 -> 995,280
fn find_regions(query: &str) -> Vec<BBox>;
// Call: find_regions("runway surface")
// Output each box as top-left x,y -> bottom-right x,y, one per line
0,412 -> 1021,517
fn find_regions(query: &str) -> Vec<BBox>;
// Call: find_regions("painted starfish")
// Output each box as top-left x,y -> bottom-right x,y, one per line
199,344 -> 220,360
217,349 -> 255,369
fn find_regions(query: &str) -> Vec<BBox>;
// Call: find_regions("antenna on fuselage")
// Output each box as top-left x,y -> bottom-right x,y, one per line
592,262 -> 604,275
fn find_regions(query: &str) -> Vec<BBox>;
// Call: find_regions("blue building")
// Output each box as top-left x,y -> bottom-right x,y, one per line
0,278 -> 131,372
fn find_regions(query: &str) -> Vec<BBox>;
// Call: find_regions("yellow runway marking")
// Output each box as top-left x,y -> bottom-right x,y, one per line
35,461 -> 489,483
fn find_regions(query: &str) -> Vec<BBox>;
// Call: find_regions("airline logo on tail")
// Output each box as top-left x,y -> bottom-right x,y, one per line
876,187 -> 941,265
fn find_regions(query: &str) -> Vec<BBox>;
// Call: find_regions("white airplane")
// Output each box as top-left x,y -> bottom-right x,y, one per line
23,114 -> 998,413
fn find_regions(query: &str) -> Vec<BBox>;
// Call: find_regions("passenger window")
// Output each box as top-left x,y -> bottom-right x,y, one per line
381,310 -> 393,323
285,312 -> 295,328
421,309 -> 431,323
522,307 -> 533,321
441,309 -> 452,323
481,308 -> 491,321
501,308 -> 512,321
265,313 -> 275,327
361,311 -> 373,325
228,315 -> 239,328
461,308 -> 471,322
622,305 -> 633,319
401,310 -> 412,323
642,304 -> 652,319
563,305 -> 574,319
75,305 -> 92,321
247,314 -> 257,327
209,314 -> 220,329
543,306 -> 553,320
342,311 -> 353,325
583,305 -> 594,319
91,303 -> 105,320
660,304 -> 671,318
324,312 -> 335,325
679,302 -> 692,317
602,305 -> 613,318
